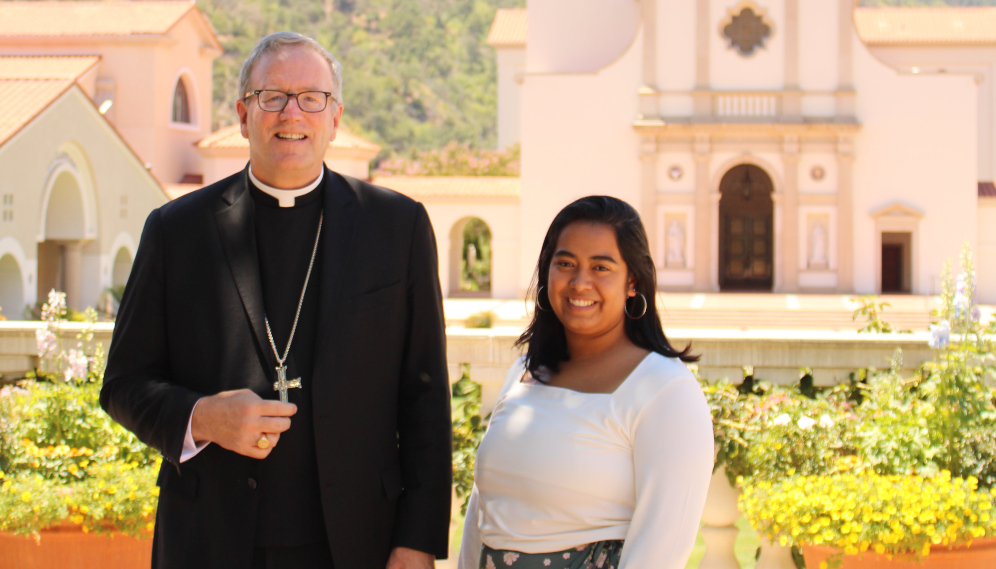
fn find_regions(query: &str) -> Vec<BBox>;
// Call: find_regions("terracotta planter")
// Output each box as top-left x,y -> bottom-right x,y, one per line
803,537 -> 996,569
0,523 -> 151,569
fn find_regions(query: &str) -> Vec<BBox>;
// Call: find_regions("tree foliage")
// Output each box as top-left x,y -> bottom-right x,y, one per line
197,0 -> 525,158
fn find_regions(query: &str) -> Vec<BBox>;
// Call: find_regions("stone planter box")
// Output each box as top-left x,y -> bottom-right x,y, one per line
0,523 -> 151,569
803,537 -> 996,569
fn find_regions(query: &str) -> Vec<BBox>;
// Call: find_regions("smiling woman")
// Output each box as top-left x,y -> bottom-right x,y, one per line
458,196 -> 715,569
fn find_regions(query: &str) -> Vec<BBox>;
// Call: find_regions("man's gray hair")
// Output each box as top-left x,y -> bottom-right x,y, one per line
238,31 -> 343,111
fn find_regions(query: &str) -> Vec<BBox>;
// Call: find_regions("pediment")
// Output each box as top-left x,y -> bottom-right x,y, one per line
870,202 -> 924,219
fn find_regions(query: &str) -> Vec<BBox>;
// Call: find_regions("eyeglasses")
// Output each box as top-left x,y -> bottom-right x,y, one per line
246,90 -> 334,113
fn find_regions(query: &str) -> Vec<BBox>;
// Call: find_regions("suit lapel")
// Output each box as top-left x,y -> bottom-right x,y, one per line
215,168 -> 279,372
312,170 -> 359,375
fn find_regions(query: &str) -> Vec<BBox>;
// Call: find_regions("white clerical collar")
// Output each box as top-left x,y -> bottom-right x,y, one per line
248,166 -> 324,208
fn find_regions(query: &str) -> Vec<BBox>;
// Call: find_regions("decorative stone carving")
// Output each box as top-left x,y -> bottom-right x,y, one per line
666,219 -> 686,268
668,165 -> 683,181
809,221 -> 828,269
810,165 -> 825,181
721,2 -> 773,56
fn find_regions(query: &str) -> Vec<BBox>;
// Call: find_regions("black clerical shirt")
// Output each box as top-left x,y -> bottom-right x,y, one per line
249,180 -> 328,548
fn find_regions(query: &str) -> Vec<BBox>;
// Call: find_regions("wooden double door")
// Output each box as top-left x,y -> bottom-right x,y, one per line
719,164 -> 774,291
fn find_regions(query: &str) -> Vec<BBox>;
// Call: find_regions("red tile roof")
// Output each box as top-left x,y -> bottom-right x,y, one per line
854,7 -> 996,46
487,9 -> 527,48
371,176 -> 520,200
0,55 -> 100,79
0,56 -> 102,146
197,123 -> 381,154
0,1 -> 199,38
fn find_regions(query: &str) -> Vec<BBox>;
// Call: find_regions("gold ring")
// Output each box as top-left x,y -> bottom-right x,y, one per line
257,434 -> 270,449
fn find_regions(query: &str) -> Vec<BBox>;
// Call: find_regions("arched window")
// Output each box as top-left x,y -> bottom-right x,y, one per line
449,217 -> 492,297
172,78 -> 191,124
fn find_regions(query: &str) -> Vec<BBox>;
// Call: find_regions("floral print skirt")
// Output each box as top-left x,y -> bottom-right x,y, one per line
479,540 -> 624,569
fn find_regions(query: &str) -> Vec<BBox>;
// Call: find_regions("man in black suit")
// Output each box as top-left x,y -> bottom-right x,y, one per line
100,32 -> 451,569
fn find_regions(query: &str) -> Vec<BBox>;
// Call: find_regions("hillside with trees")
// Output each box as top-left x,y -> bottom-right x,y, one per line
197,0 -> 523,161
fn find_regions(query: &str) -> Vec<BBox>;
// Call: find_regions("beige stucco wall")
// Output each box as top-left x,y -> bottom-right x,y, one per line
979,198 -> 996,304
519,20 -> 644,293
0,87 -> 167,314
0,12 -> 217,185
865,45 -> 996,185
415,201 -> 520,299
495,48 -> 525,149
851,34 -> 978,295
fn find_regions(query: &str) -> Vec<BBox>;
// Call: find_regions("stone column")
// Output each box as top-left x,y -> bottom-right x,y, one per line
782,136 -> 800,292
837,136 -> 855,292
782,0 -> 801,120
836,0 -> 856,119
694,0 -> 711,117
694,135 -> 712,290
62,241 -> 83,311
641,137 -> 659,265
639,0 -> 659,119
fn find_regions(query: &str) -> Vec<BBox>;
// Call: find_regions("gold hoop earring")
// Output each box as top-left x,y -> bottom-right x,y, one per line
624,292 -> 648,319
536,286 -> 552,312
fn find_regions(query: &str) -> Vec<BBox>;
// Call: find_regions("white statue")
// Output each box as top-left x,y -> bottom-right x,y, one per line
666,220 -> 685,266
810,222 -> 827,267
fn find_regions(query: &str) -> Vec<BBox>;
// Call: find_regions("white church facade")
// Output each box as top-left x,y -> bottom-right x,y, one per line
487,2 -> 996,302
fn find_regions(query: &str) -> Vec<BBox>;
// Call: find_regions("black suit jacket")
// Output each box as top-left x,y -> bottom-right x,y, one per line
100,167 -> 452,569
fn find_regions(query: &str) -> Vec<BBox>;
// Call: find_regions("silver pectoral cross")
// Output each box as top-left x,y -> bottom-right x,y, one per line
273,365 -> 302,403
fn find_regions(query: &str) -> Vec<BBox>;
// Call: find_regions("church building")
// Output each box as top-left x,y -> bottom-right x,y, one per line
488,1 -> 996,302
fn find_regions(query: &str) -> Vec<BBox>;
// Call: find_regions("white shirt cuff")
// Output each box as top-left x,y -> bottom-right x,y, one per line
180,398 -> 210,463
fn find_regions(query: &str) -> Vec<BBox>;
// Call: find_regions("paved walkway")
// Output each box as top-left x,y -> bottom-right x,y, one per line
444,293 -> 995,332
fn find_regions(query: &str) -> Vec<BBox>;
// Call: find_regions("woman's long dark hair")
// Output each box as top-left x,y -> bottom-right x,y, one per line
515,196 -> 698,375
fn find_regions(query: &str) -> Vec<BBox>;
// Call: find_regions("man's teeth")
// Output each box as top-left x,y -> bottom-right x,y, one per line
276,133 -> 305,140
569,299 -> 595,307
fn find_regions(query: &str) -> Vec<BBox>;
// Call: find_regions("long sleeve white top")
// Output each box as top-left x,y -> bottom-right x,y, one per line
458,353 -> 714,569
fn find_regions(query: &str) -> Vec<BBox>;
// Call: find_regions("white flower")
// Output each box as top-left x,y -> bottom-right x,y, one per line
0,386 -> 9,398
772,413 -> 791,426
596,551 -> 608,568
486,554 -> 497,569
563,552 -> 571,559
35,328 -> 58,358
503,552 -> 519,566
543,560 -> 551,567
929,320 -> 950,350
797,415 -> 816,430
64,349 -> 90,382
818,414 -> 834,429
41,289 -> 67,322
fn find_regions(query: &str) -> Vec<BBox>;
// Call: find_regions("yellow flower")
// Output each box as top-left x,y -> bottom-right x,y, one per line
20,491 -> 31,502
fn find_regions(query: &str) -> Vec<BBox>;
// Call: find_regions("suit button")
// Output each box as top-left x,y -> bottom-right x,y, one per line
248,477 -> 257,490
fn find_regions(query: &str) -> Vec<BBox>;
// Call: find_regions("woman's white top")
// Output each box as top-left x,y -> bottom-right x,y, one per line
458,353 -> 714,569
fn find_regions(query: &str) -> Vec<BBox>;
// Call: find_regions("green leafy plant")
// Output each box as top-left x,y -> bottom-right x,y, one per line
464,311 -> 496,329
0,291 -> 159,537
742,471 -> 996,561
451,363 -> 486,516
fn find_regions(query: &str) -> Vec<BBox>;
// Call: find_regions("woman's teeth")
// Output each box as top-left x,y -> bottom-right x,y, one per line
568,299 -> 594,307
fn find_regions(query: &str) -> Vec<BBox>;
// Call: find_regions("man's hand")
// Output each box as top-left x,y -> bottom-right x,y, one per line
190,389 -> 296,459
386,547 -> 434,569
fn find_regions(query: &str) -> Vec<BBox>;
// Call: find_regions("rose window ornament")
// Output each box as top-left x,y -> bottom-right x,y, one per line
720,2 -> 774,57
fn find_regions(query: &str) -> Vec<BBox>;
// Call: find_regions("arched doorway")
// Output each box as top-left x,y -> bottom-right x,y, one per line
718,164 -> 774,291
449,217 -> 492,297
0,254 -> 23,319
39,169 -> 87,309
112,247 -> 133,288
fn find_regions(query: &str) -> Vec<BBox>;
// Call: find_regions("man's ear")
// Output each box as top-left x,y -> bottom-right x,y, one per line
329,103 -> 343,142
236,99 -> 249,139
